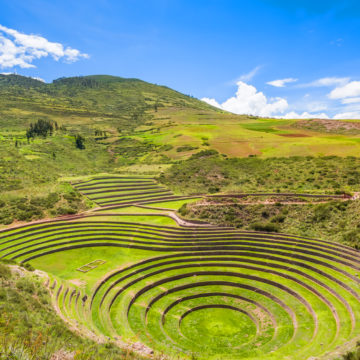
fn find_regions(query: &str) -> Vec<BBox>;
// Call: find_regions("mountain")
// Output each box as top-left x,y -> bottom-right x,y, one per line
0,74 -> 217,129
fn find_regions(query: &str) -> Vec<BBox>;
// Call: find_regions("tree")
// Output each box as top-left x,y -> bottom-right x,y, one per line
75,135 -> 85,149
26,119 -> 54,139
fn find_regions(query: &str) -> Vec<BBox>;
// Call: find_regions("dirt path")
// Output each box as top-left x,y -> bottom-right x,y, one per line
193,200 -> 346,206
167,212 -> 216,227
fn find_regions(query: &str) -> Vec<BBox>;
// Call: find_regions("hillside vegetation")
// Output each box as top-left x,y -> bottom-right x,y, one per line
0,261 -> 142,360
0,74 -> 217,226
178,197 -> 360,246
3,74 -> 360,359
159,151 -> 360,195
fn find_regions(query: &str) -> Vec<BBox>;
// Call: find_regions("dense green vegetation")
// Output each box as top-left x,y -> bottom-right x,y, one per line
1,205 -> 360,359
0,74 -> 213,125
0,262 -> 142,360
3,74 -> 360,359
159,151 -> 360,195
0,74 -> 217,225
178,198 -> 360,246
0,185 -> 89,226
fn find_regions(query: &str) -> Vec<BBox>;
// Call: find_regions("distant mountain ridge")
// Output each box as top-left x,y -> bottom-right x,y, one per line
0,73 -> 216,116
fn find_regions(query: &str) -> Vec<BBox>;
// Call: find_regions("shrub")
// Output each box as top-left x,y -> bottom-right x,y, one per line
313,204 -> 332,221
56,206 -> 77,215
22,263 -> 35,272
178,203 -> 188,216
208,186 -> 220,193
271,214 -> 286,223
0,263 -> 11,279
250,222 -> 280,232
75,134 -> 85,149
343,230 -> 360,247
189,149 -> 219,159
16,278 -> 35,294
176,145 -> 198,152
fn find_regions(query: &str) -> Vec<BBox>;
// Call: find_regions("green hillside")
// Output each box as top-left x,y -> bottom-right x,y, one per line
2,74 -> 360,359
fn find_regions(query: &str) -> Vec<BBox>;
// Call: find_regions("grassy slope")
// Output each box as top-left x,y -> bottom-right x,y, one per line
0,74 -> 217,226
0,262 -> 142,360
2,211 -> 359,360
161,152 -> 360,246
159,151 -> 360,195
133,110 -> 360,159
0,74 -> 216,191
179,197 -> 360,245
2,74 -> 360,359
3,74 -> 360,197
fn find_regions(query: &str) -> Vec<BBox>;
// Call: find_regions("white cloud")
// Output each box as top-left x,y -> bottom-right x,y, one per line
328,81 -> 360,99
341,97 -> 360,104
31,76 -> 45,82
0,72 -> 45,82
267,78 -> 298,88
333,111 -> 360,119
300,77 -> 350,88
202,81 -> 288,117
201,97 -> 222,108
0,24 -> 89,69
238,65 -> 262,82
281,111 -> 329,119
202,75 -> 360,119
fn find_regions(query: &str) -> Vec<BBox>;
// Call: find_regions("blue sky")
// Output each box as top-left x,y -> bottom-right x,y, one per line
1,0 -> 360,118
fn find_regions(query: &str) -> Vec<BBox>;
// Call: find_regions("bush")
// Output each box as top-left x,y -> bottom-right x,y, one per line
271,214 -> 286,223
0,263 -> 11,279
178,203 -> 188,216
56,206 -> 77,215
313,204 -> 332,221
22,263 -> 35,272
75,134 -> 85,149
189,149 -> 219,159
208,186 -> 220,193
250,222 -> 280,232
343,230 -> 360,247
16,278 -> 35,294
176,145 -> 198,152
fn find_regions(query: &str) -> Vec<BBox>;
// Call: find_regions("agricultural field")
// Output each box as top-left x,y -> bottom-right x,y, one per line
1,175 -> 360,360
130,109 -> 360,159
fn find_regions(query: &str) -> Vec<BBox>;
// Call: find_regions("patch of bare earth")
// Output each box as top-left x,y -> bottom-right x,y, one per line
296,119 -> 360,133
50,350 -> 76,360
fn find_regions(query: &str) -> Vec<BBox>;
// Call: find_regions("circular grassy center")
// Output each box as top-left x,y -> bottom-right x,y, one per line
180,307 -> 257,351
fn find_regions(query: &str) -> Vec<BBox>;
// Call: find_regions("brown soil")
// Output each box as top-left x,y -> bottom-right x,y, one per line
70,279 -> 86,288
296,119 -> 360,132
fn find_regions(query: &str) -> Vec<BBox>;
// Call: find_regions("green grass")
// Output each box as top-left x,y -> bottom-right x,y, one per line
1,210 -> 360,359
2,74 -> 360,359
178,198 -> 360,245
0,262 -> 143,360
159,152 -> 360,195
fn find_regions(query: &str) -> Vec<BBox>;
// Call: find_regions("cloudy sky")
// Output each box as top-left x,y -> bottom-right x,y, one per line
1,0 -> 360,119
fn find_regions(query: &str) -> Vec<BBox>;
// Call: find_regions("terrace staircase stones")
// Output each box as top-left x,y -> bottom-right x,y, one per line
2,217 -> 360,359
72,176 -> 194,208
2,175 -> 360,359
